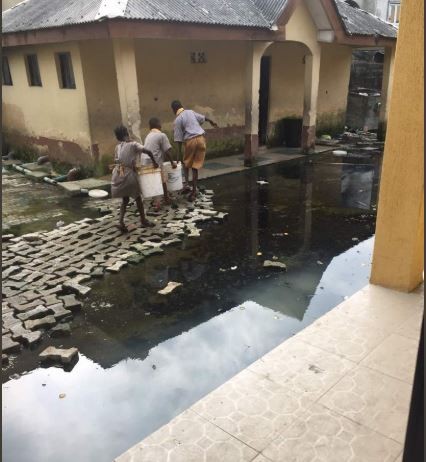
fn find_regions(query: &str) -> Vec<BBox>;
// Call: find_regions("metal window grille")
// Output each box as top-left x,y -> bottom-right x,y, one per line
2,56 -> 12,86
26,54 -> 42,86
57,52 -> 76,89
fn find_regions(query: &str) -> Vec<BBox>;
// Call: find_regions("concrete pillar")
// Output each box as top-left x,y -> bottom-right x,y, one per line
302,51 -> 321,153
244,41 -> 272,167
112,38 -> 141,141
370,0 -> 424,292
377,46 -> 396,141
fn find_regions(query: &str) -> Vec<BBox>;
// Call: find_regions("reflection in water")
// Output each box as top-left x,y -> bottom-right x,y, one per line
2,152 -> 381,462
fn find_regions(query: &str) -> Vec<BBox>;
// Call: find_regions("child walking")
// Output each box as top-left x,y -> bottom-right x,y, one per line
143,117 -> 177,210
111,124 -> 158,232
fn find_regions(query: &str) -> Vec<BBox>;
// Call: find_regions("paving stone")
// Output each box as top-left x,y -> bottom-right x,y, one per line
2,335 -> 21,354
59,295 -> 82,312
63,280 -> 91,296
2,234 -> 15,242
49,303 -> 73,321
24,316 -> 56,331
21,330 -> 43,346
2,265 -> 21,278
10,323 -> 32,341
2,354 -> 9,364
43,295 -> 62,307
50,323 -> 71,337
106,261 -> 128,272
17,305 -> 51,322
39,346 -> 78,364
142,248 -> 164,256
36,285 -> 64,297
90,267 -> 105,278
3,314 -> 23,329
127,254 -> 145,264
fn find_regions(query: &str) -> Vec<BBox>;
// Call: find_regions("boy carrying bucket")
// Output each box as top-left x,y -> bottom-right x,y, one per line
142,117 -> 177,210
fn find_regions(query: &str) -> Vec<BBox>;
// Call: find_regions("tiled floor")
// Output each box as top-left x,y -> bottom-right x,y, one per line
115,283 -> 423,461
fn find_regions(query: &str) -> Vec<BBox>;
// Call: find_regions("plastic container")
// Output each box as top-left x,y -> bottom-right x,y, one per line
89,189 -> 108,199
332,150 -> 348,156
137,165 -> 163,198
163,161 -> 183,192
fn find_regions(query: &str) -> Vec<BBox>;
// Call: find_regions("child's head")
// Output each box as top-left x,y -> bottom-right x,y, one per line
114,124 -> 129,141
171,100 -> 183,114
149,117 -> 162,130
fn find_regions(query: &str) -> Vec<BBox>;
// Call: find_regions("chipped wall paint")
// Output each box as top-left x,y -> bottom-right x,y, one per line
2,41 -> 92,162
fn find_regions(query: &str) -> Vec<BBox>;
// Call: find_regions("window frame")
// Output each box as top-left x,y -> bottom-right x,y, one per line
387,1 -> 401,25
25,53 -> 42,87
2,56 -> 13,86
55,52 -> 76,89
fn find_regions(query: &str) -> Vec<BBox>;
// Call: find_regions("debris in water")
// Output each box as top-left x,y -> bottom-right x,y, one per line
284,232 -> 289,236
352,237 -> 359,241
272,256 -> 278,261
257,252 -> 262,256
59,393 -> 66,399
256,180 -> 269,185
152,365 -> 157,370
158,282 -> 182,295
230,266 -> 237,271
239,305 -> 246,310
263,260 -> 287,270
56,220 -> 65,228
317,260 -> 324,265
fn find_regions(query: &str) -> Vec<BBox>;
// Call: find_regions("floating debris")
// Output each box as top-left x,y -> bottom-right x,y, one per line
263,260 -> 287,270
59,393 -> 66,399
256,180 -> 269,185
158,282 -> 182,295
317,261 -> 324,265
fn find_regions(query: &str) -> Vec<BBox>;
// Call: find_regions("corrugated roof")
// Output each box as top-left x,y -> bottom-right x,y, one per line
335,0 -> 397,38
124,0 -> 272,28
2,0 -> 396,39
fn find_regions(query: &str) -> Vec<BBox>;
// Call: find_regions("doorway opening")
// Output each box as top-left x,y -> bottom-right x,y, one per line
258,55 -> 271,146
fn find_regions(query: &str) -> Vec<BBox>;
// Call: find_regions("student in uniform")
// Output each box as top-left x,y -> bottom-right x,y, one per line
111,124 -> 158,232
171,100 -> 217,201
143,117 -> 177,210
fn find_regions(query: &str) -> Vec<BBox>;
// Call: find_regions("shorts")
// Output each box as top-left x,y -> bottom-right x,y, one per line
183,136 -> 206,170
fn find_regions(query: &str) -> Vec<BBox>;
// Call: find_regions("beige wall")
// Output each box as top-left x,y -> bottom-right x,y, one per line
80,39 -> 122,162
317,43 -> 353,134
2,42 -> 92,164
135,39 -> 247,136
2,0 -> 21,11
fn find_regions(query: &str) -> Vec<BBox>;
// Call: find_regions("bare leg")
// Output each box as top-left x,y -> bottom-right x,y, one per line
136,196 -> 154,227
189,168 -> 198,201
162,182 -> 171,204
119,197 -> 130,231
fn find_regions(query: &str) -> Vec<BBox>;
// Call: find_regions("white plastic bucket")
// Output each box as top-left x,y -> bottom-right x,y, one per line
137,166 -> 163,198
163,161 -> 183,192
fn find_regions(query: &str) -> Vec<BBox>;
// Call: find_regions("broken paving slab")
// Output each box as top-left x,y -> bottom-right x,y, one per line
263,260 -> 287,270
158,282 -> 182,295
39,346 -> 78,364
50,323 -> 71,338
17,305 -> 52,322
59,295 -> 82,311
21,331 -> 43,346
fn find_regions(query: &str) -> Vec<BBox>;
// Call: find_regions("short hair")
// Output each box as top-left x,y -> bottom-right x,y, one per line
114,124 -> 129,141
171,100 -> 183,113
149,117 -> 161,129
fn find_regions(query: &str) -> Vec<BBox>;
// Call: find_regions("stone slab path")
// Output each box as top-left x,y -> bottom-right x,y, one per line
115,283 -> 423,462
2,189 -> 226,361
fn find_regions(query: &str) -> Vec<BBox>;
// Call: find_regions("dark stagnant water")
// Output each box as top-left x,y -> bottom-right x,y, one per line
2,151 -> 382,462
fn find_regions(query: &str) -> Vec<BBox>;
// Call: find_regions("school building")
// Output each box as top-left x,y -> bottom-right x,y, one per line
2,0 -> 397,167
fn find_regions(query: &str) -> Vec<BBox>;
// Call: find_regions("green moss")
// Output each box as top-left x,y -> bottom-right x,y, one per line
316,111 -> 346,137
7,146 -> 39,163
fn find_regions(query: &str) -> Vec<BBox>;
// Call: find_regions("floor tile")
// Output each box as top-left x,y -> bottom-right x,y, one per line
395,310 -> 423,340
191,368 -> 313,451
262,403 -> 402,462
248,337 -> 355,401
115,409 -> 258,462
293,308 -> 389,362
334,285 -> 423,332
360,334 -> 419,383
318,366 -> 412,443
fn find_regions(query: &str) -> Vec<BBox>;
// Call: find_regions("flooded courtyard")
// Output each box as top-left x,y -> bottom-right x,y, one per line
3,151 -> 382,462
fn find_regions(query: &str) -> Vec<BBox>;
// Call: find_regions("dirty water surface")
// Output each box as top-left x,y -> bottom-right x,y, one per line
2,151 -> 381,462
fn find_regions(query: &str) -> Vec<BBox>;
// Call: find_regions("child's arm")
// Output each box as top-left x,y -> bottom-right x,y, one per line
142,148 -> 159,169
165,148 -> 177,168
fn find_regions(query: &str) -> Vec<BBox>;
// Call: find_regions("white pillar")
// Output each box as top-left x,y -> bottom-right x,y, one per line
112,38 -> 142,141
378,46 -> 396,141
244,41 -> 272,166
302,50 -> 321,153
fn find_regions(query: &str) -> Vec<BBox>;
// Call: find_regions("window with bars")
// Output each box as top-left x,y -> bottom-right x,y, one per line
2,56 -> 13,86
25,54 -> 42,86
56,52 -> 76,89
